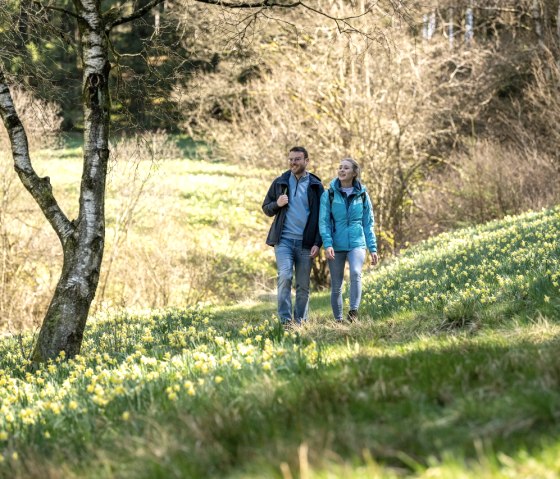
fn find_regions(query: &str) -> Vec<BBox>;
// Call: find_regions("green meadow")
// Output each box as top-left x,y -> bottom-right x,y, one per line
0,138 -> 276,325
3,1 -> 560,476
0,193 -> 558,477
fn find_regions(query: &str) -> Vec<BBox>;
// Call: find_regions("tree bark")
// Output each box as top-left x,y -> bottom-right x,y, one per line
30,0 -> 111,362
0,0 -> 110,363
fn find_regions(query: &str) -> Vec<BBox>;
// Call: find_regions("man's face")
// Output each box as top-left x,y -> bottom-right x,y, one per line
288,151 -> 308,177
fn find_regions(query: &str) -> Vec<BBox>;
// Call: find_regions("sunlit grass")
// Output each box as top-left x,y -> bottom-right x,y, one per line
361,206 -> 560,329
0,196 -> 559,477
1,139 -> 277,327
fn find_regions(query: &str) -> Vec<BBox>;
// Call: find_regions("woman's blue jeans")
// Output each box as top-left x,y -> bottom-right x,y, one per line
328,248 -> 366,321
274,238 -> 311,323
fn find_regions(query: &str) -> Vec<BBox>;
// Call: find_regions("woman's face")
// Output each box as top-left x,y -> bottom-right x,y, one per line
338,160 -> 355,183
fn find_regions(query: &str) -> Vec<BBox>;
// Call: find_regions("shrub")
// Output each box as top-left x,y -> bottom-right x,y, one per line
411,140 -> 560,236
0,87 -> 62,151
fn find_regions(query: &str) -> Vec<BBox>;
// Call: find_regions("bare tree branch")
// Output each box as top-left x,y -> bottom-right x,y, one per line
472,4 -> 520,13
192,0 -> 301,10
105,0 -> 167,31
32,0 -> 82,21
0,69 -> 74,244
299,2 -> 373,22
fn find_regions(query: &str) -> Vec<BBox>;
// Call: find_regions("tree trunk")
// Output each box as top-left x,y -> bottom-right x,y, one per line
556,0 -> 560,46
448,7 -> 454,48
0,4 -> 108,362
557,0 -> 560,44
32,0 -> 111,362
32,245 -> 102,361
1,0 -> 166,363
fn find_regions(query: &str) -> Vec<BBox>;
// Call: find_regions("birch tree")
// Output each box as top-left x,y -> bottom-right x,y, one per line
0,0 -> 123,363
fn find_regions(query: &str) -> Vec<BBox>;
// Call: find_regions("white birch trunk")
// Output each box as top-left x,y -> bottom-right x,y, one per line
29,0 -> 112,362
532,0 -> 543,45
448,7 -> 454,48
364,51 -> 371,99
0,0 -> 111,362
557,0 -> 560,43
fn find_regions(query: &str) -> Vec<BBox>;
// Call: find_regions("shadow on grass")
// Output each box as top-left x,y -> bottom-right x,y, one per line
76,334 -> 560,479
7,302 -> 560,478
173,135 -> 216,160
57,133 -> 210,161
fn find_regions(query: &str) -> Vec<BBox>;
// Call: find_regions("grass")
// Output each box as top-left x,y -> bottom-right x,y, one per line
355,207 -> 560,334
0,136 -> 277,329
0,205 -> 558,477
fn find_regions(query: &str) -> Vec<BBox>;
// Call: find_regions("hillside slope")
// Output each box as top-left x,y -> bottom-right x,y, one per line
361,206 -> 560,337
0,206 -> 558,478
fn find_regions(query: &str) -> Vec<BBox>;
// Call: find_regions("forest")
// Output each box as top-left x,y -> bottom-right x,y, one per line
1,0 -> 559,330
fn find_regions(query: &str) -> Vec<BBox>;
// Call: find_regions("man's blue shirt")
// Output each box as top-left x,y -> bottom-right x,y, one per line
282,172 -> 310,240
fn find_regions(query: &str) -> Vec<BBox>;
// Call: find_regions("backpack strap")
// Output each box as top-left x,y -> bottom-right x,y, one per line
328,188 -> 336,233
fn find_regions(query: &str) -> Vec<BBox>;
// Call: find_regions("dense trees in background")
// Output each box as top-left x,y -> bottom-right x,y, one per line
3,1 -> 560,140
410,0 -> 560,235
5,1 -> 560,135
1,0 -> 559,357
1,0 -> 406,361
0,0 -> 217,130
184,0 -> 560,251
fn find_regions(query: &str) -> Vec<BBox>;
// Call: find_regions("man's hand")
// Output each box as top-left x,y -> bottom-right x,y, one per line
325,247 -> 335,260
370,252 -> 379,266
277,194 -> 289,207
310,245 -> 320,258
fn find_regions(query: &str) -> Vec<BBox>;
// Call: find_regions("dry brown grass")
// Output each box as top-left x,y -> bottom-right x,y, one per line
0,132 -> 275,332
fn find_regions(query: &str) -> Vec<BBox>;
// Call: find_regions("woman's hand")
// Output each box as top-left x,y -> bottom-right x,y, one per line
370,252 -> 379,266
325,247 -> 335,260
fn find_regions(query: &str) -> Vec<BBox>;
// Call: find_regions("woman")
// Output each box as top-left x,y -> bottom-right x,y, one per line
319,158 -> 378,322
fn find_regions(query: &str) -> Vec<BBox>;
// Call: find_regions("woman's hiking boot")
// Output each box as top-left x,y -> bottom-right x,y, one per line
347,310 -> 358,322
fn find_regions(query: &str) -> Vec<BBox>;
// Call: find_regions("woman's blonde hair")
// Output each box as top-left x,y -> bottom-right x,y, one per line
341,157 -> 360,181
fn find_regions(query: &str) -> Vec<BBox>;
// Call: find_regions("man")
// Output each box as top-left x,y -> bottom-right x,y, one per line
262,146 -> 324,325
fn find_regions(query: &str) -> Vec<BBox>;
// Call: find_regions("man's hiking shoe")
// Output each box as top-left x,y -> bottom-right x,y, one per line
282,320 -> 294,330
347,310 -> 358,322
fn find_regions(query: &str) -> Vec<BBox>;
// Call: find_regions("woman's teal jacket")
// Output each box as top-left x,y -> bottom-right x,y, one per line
319,178 -> 377,253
